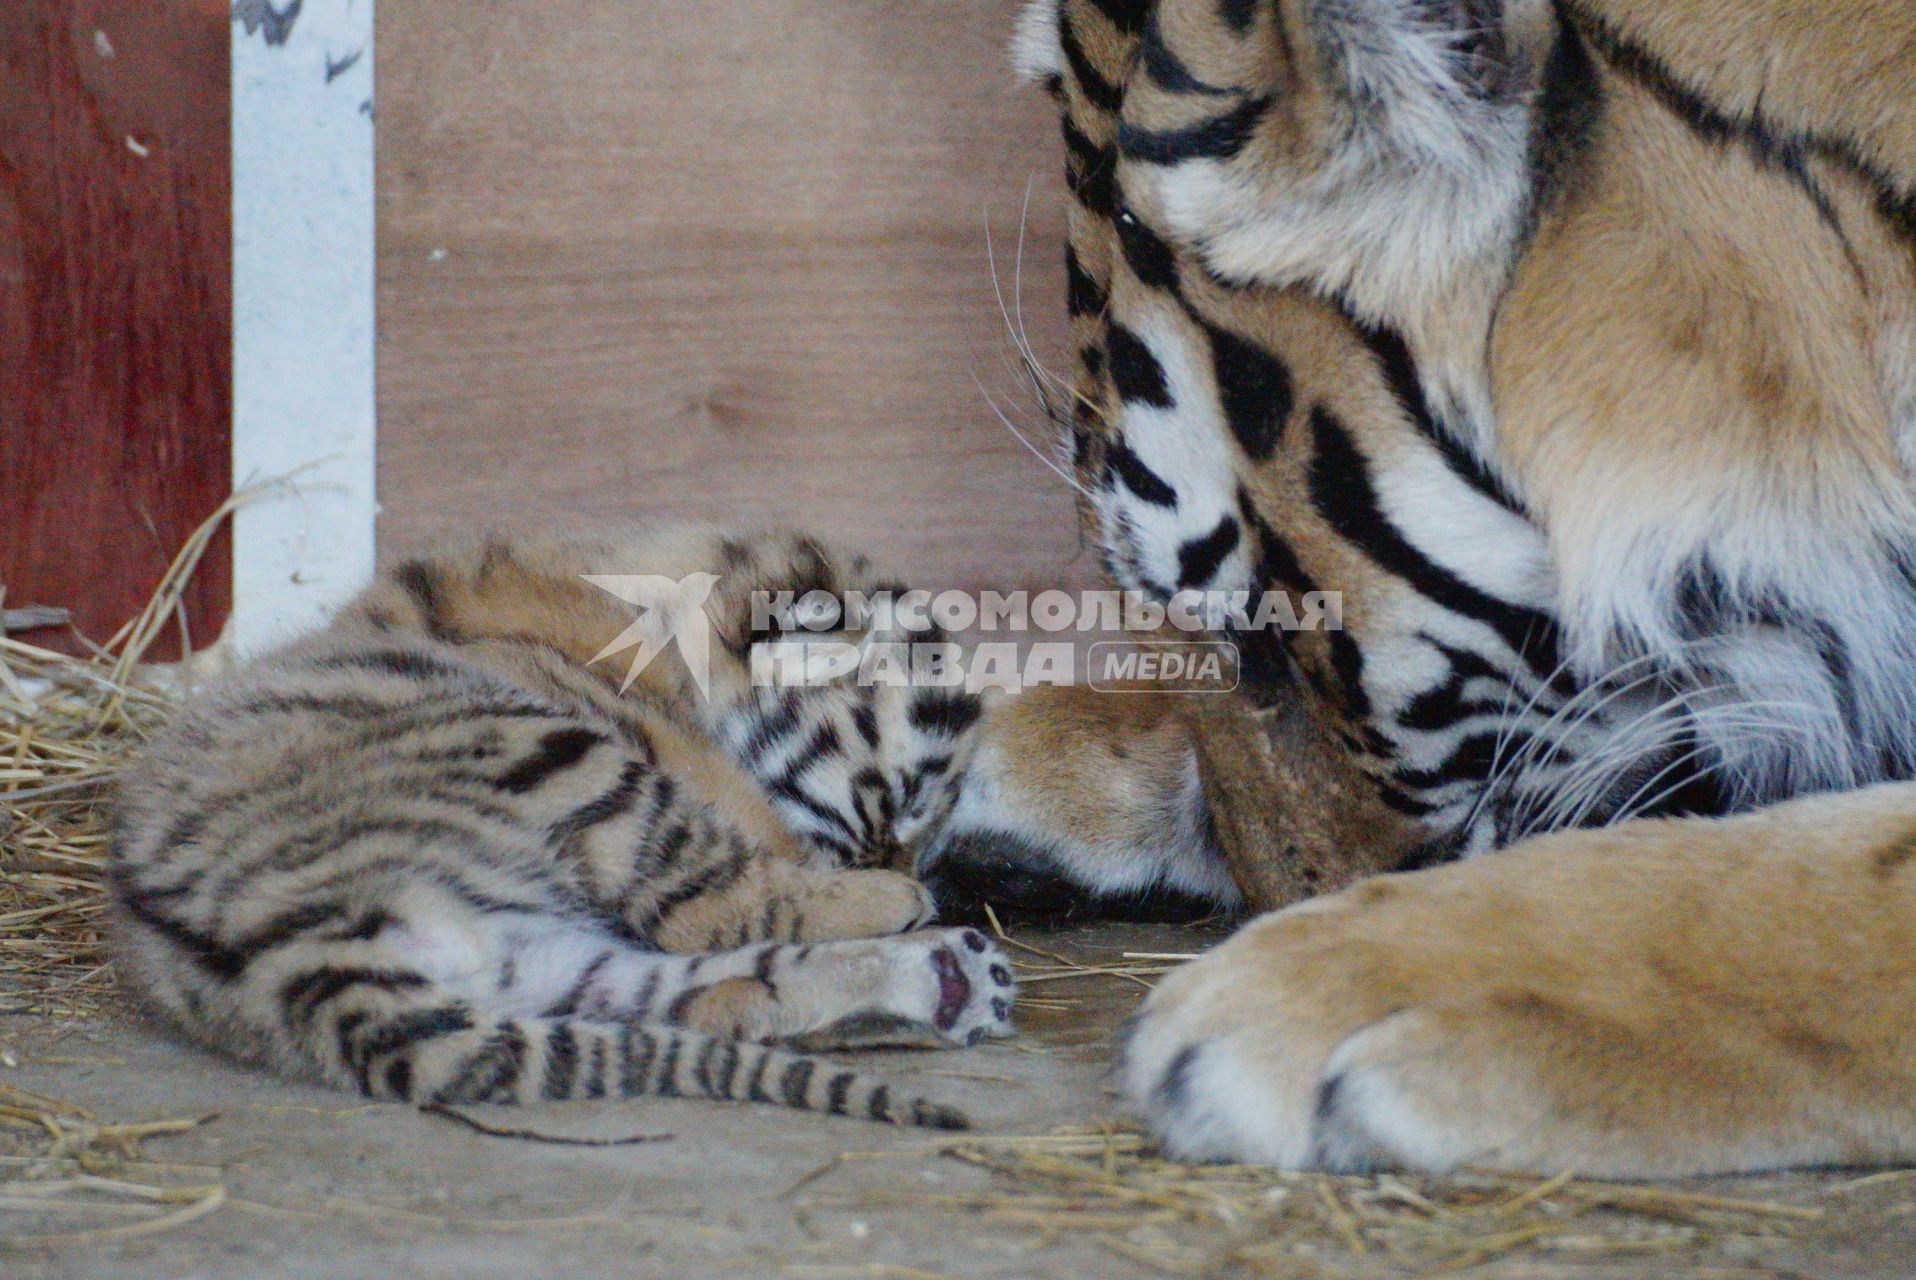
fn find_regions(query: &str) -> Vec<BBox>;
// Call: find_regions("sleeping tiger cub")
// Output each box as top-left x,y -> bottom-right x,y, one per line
108,528 -> 1014,1126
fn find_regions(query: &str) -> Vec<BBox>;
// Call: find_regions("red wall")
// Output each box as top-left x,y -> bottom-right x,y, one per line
0,1 -> 232,658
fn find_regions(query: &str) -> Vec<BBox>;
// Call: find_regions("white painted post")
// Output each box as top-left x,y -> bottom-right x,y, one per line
229,0 -> 377,653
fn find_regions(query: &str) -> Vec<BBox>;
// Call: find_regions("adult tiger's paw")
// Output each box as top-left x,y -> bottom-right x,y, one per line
1118,895 -> 1421,1172
1118,886 -> 1617,1175
1117,870 -> 1700,1177
1121,925 -> 1523,1174
1119,803 -> 1916,1179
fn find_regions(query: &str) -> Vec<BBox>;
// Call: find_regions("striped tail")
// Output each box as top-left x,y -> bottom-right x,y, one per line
320,1008 -> 971,1129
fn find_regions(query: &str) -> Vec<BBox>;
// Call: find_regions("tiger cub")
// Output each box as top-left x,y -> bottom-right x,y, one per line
108,527 -> 1015,1127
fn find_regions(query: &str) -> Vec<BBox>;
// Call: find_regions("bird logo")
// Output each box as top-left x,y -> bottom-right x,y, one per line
579,572 -> 722,698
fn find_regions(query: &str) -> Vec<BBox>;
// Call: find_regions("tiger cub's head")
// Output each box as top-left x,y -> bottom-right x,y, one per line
691,532 -> 989,875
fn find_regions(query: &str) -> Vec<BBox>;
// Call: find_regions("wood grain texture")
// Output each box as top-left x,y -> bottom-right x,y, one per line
377,1 -> 1093,593
0,0 -> 232,657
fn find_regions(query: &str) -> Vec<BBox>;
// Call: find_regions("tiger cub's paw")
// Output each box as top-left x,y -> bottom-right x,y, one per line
912,927 -> 1018,1048
790,867 -> 938,941
794,927 -> 1017,1051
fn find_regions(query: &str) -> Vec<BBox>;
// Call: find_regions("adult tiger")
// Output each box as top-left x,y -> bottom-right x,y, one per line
933,0 -> 1916,1175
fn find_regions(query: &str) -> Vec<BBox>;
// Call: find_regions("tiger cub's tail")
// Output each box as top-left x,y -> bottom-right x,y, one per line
322,1008 -> 970,1128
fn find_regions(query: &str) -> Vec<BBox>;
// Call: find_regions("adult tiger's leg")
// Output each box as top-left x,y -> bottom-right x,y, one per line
1122,781 -> 1916,1176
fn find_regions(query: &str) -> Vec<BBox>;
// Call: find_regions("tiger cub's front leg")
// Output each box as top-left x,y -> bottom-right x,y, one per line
543,753 -> 936,951
455,717 -> 937,953
646,857 -> 937,953
1123,781 -> 1916,1177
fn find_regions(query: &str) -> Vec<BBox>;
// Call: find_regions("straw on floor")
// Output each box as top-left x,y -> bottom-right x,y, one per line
0,497 -> 239,1018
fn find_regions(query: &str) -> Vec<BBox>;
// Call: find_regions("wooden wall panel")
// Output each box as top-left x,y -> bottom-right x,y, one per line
0,1 -> 232,657
376,1 -> 1092,594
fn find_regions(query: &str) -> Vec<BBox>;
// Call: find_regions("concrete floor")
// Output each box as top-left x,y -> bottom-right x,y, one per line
3,921 -> 1914,1280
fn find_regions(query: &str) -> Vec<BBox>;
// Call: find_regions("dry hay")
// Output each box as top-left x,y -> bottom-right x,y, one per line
0,1081 -> 224,1251
790,1125 -> 1916,1278
0,655 -> 164,1020
979,904 -> 1194,1014
1,503 -> 254,1251
0,498 -> 240,1021
0,1082 -> 675,1250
